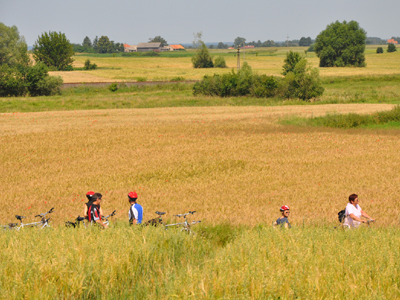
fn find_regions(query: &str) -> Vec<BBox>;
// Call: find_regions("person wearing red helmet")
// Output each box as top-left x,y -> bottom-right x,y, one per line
273,205 -> 291,228
88,193 -> 108,229
83,191 -> 104,219
128,191 -> 143,225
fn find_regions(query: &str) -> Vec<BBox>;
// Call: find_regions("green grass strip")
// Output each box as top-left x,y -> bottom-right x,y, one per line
283,105 -> 400,129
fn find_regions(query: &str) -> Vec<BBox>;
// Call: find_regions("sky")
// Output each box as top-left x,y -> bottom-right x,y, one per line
1,0 -> 399,46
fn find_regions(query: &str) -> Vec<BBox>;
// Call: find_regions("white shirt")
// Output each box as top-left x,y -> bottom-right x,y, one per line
343,203 -> 362,228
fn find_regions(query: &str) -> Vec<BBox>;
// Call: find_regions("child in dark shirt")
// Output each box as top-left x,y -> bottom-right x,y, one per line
274,205 -> 291,228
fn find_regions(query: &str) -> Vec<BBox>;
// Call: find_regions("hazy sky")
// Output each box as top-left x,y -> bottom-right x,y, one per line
1,0 -> 399,45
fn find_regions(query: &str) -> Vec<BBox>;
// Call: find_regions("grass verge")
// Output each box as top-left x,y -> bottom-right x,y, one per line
282,105 -> 400,129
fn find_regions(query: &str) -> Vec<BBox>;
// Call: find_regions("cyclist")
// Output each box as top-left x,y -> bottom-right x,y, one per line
128,191 -> 143,225
88,193 -> 108,229
83,191 -> 104,219
273,205 -> 291,228
343,194 -> 374,228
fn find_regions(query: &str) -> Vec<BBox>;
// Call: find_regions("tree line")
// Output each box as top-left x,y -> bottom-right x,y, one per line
73,36 -> 124,53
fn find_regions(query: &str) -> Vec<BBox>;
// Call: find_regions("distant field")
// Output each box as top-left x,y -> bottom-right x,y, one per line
49,45 -> 400,83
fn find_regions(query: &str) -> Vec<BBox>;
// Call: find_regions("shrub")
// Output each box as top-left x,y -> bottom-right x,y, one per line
282,51 -> 302,75
26,62 -> 63,96
0,65 -> 26,97
251,74 -> 278,98
192,42 -> 214,68
214,56 -> 227,68
307,44 -> 315,52
193,62 -> 278,98
109,83 -> 118,92
84,59 -> 97,70
279,59 -> 324,101
376,47 -> 384,54
387,44 -> 397,53
170,76 -> 185,82
136,77 -> 147,82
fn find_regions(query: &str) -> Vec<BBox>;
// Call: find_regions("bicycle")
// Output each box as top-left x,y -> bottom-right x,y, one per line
165,211 -> 201,234
65,216 -> 87,228
14,207 -> 54,231
101,210 -> 116,226
143,211 -> 166,226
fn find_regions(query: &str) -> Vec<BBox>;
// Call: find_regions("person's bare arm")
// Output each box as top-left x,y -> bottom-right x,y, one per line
131,219 -> 137,226
361,210 -> 374,220
349,213 -> 365,223
83,206 -> 88,217
100,207 -> 104,218
96,219 -> 108,229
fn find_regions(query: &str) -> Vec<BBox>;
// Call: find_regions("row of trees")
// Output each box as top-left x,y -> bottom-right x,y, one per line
73,36 -> 124,53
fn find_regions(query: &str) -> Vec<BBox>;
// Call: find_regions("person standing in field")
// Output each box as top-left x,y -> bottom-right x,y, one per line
128,191 -> 143,225
343,194 -> 374,228
88,193 -> 108,229
273,205 -> 291,228
83,191 -> 104,219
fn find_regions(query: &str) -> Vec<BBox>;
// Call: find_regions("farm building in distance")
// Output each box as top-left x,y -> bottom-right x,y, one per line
124,43 -> 185,52
387,39 -> 398,44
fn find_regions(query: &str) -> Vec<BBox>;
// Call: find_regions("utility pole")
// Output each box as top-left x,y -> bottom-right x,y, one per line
243,42 -> 245,61
237,46 -> 240,71
287,34 -> 289,47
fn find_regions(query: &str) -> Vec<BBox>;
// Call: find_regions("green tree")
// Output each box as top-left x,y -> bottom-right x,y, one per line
234,37 -> 246,47
83,36 -> 92,48
93,36 -> 99,52
0,22 -> 30,67
217,42 -> 228,49
315,20 -> 366,67
299,37 -> 312,46
387,44 -> 397,53
33,31 -> 74,70
148,36 -> 168,47
376,47 -> 383,54
282,51 -> 302,75
97,36 -> 112,53
192,42 -> 214,68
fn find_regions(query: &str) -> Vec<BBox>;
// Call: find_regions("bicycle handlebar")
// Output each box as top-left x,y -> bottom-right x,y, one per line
15,215 -> 25,221
103,210 -> 117,220
174,211 -> 196,217
156,211 -> 166,216
35,207 -> 55,218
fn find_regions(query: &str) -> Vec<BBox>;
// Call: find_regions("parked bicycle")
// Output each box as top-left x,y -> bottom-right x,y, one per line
102,210 -> 116,226
165,211 -> 201,234
144,211 -> 166,226
65,216 -> 87,228
11,207 -> 55,231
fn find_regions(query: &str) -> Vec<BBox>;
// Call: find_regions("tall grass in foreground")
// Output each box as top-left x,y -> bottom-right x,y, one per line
0,225 -> 399,299
283,105 -> 400,128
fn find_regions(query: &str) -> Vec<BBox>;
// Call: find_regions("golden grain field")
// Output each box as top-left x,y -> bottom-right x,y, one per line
49,46 -> 400,83
1,104 -> 399,227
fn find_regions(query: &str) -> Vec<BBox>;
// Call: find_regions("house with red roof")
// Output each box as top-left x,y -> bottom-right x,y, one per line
387,39 -> 398,44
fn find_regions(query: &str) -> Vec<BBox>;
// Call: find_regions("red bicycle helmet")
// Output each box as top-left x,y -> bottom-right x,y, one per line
128,191 -> 138,200
86,191 -> 95,200
280,205 -> 290,212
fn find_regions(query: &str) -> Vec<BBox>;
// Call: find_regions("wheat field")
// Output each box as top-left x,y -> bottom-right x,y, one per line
1,103 -> 398,227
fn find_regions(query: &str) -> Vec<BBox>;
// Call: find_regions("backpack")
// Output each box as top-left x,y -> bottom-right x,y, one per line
338,209 -> 346,223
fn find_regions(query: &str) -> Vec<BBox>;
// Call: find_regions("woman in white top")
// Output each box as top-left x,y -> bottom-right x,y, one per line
343,194 -> 374,228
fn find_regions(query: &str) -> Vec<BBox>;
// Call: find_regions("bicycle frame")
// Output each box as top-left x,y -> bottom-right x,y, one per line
165,211 -> 201,234
14,207 -> 54,231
